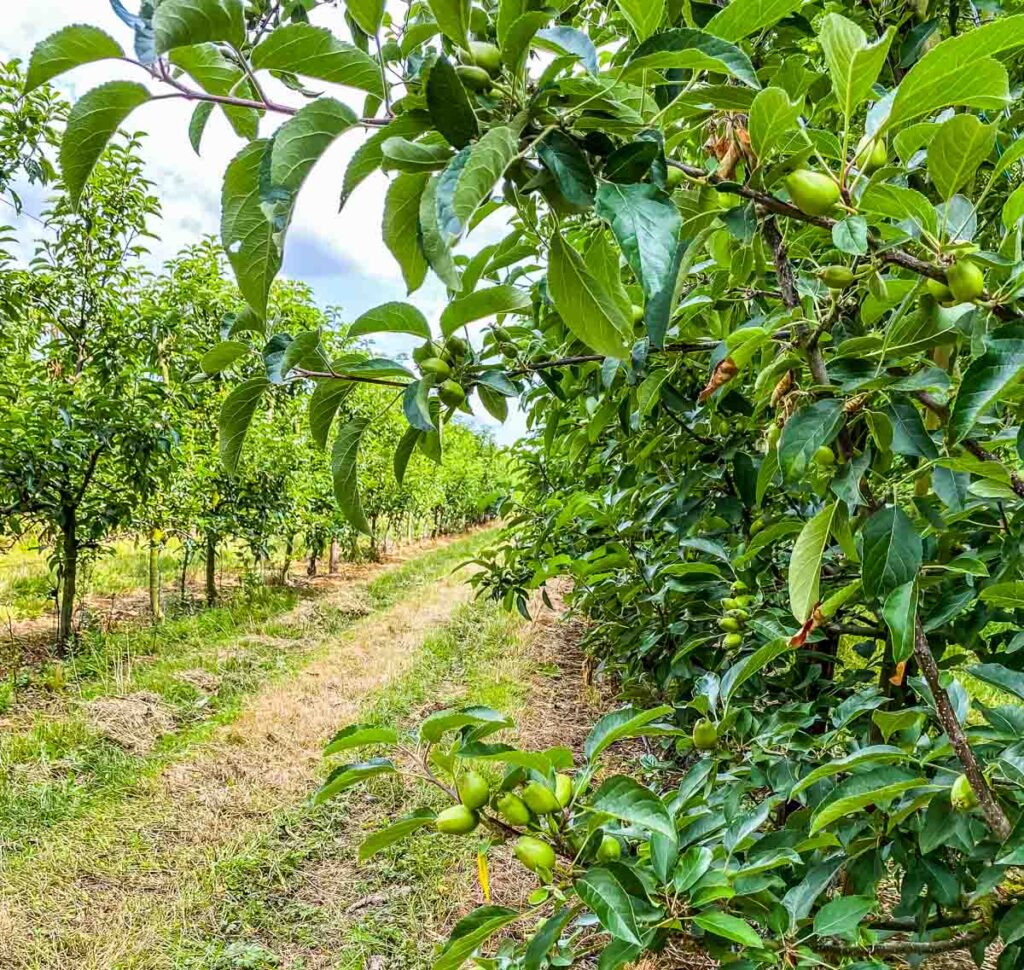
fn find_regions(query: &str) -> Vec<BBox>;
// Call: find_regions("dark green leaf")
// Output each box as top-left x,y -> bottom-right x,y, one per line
153,0 -> 245,53
778,400 -> 845,484
332,418 -> 372,534
26,25 -> 124,93
426,57 -> 479,150
219,377 -> 269,473
862,505 -> 922,601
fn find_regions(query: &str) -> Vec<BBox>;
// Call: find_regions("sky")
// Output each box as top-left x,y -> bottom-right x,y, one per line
0,1 -> 527,444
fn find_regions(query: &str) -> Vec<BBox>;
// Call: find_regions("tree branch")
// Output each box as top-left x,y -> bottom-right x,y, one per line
820,923 -> 990,957
290,368 -> 409,389
914,620 -> 1011,840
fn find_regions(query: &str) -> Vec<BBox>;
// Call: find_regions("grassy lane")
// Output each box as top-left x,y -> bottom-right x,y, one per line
0,531 -> 492,859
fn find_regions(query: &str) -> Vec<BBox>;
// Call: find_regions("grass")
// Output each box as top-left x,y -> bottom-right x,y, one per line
163,598 -> 529,970
0,531 -> 495,858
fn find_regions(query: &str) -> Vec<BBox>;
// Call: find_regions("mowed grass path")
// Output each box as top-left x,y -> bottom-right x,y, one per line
0,529 -> 539,968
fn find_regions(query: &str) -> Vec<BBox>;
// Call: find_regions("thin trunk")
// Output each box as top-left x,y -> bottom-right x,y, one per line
307,549 -> 318,577
914,621 -> 1011,840
205,534 -> 218,607
180,543 -> 191,604
57,515 -> 78,652
280,534 -> 293,584
329,538 -> 339,574
149,529 -> 163,622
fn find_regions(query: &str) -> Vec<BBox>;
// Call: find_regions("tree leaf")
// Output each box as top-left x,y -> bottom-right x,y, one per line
452,126 -> 519,225
427,0 -> 472,49
584,705 -> 674,761
748,86 -> 802,160
832,215 -> 868,256
350,302 -> 431,340
341,112 -> 431,208
503,12 -> 555,78
346,0 -> 385,36
949,339 -> 1024,443
885,398 -> 938,459
882,580 -> 918,664
860,183 -> 937,238
270,97 -> 358,195
324,723 -> 399,755
595,183 -> 682,342
221,140 -> 280,319
251,23 -> 383,98
420,706 -> 513,742
778,400 -> 845,484
883,15 -> 1024,130
574,868 -> 644,945
535,27 -> 599,75
524,907 -> 573,970
314,757 -> 396,803
536,130 -> 596,209
383,173 -> 430,293
359,808 -> 435,862
548,235 -> 630,359
426,56 -> 479,149
419,174 -> 463,291
200,339 -> 249,375
862,505 -> 922,601
152,0 -> 245,54
791,745 -> 908,797
813,896 -> 875,939
589,775 -> 676,840
381,136 -> 453,172
626,28 -> 759,88
440,285 -> 532,337
219,376 -> 269,473
394,426 -> 422,485
309,379 -> 354,450
706,0 -> 804,43
26,25 -> 124,93
970,663 -> 1024,701
693,911 -> 763,948
170,44 -> 258,139
60,81 -> 151,210
789,501 -> 839,624
434,906 -> 520,970
613,0 -> 665,42
927,114 -> 997,201
332,418 -> 373,534
818,14 -> 894,119
980,582 -> 1024,610
809,766 -> 925,833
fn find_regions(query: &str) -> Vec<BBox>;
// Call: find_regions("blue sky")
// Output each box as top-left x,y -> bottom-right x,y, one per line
1,1 -> 527,444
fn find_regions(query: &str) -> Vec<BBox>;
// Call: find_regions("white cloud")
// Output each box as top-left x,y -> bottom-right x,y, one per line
1,1 -> 528,443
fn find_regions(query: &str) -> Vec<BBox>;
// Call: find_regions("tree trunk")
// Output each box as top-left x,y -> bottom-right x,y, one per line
329,538 -> 339,574
307,549 -> 318,577
56,515 -> 79,651
149,529 -> 163,622
180,542 -> 191,604
205,534 -> 217,607
280,534 -> 293,584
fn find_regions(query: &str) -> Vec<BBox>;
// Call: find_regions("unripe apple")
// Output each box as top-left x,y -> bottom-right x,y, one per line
785,169 -> 840,216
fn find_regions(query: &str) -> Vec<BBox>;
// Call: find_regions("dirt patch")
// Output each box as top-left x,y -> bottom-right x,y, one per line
82,691 -> 177,754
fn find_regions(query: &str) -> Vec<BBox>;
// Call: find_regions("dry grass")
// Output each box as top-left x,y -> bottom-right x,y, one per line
82,692 -> 177,755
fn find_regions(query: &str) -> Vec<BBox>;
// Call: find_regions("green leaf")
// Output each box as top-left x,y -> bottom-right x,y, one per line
271,97 -> 358,195
813,896 -> 874,939
860,183 -> 937,238
350,302 -> 431,340
189,101 -> 214,153
419,175 -> 463,291
980,582 -> 1024,610
809,766 -> 925,833
949,340 -> 1024,443
420,706 -> 513,743
927,114 -> 996,201
383,173 -> 430,293
325,723 -> 399,755
584,705 -> 674,761
673,846 -> 714,894
26,25 -> 125,93
747,87 -> 802,160
381,136 -> 452,172
706,0 -> 804,43
314,757 -> 396,803
221,140 -> 280,319
394,426 -> 422,485
440,285 -> 532,337
332,418 -> 373,534
452,126 -> 519,226
595,183 -> 682,335
252,23 -> 383,98
832,216 -> 868,256
862,505 -> 922,601
170,44 -> 258,139
426,57 -> 479,149
341,113 -> 431,208
574,868 -> 644,945
693,911 -> 763,948
778,400 -> 845,484
404,380 -> 435,432
535,26 -> 599,75
524,907 -> 573,970
885,398 -> 938,459
434,906 -> 520,970
970,663 -> 1024,701
219,377 -> 269,473
457,741 -> 573,773
359,808 -> 435,862
721,639 -> 790,704
626,28 -> 759,88
548,235 -> 630,359
346,0 -> 385,36
309,379 -> 354,450
153,0 -> 245,53
613,0 -> 665,41
589,775 -> 676,840
60,81 -> 151,210
791,745 -> 907,797
789,502 -> 839,624
427,0 -> 472,49
536,130 -> 596,209
882,580 -> 918,664
503,12 -> 555,78
883,15 -> 1024,130
818,14 -> 894,119
200,339 -> 249,375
